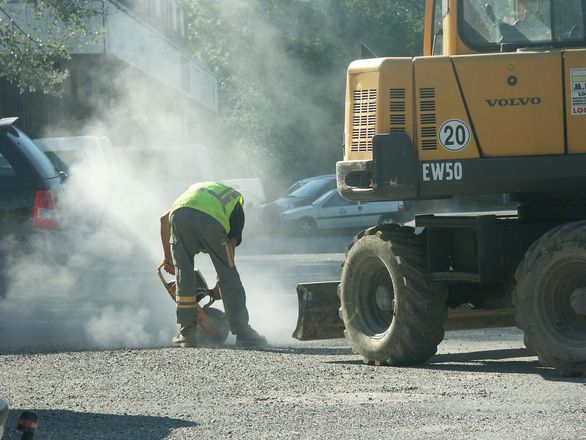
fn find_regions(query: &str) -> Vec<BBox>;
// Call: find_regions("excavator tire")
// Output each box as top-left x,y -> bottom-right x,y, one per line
514,221 -> 586,376
338,225 -> 447,366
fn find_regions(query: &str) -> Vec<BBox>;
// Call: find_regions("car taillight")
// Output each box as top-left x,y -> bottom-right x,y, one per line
33,189 -> 60,229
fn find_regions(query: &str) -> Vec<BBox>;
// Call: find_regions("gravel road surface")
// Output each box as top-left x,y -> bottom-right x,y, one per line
1,328 -> 585,440
1,236 -> 585,439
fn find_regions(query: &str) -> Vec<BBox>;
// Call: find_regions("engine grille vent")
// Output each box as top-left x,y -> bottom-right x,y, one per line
419,87 -> 437,150
389,88 -> 406,133
351,89 -> 377,152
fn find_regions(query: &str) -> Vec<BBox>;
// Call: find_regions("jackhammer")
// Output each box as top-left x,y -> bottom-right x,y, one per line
157,264 -> 230,345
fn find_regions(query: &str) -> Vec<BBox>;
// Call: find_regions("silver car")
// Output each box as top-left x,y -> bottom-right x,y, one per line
281,189 -> 403,234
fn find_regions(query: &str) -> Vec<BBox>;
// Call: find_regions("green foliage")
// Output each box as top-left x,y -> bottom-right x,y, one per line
181,0 -> 424,186
0,0 -> 99,94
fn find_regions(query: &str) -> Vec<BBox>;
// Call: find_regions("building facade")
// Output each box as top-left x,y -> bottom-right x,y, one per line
0,0 -> 217,146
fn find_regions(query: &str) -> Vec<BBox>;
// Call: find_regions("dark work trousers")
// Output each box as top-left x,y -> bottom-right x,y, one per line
170,207 -> 250,336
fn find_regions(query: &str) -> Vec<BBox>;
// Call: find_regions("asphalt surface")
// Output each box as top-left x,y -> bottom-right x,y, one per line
1,329 -> 585,439
1,234 -> 585,439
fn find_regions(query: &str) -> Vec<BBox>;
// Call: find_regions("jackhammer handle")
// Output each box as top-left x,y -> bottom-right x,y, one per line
157,263 -> 177,301
155,264 -> 216,336
198,290 -> 216,308
158,264 -> 216,306
156,263 -> 169,285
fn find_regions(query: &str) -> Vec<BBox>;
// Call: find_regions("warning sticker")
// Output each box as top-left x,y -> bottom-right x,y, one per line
571,68 -> 586,116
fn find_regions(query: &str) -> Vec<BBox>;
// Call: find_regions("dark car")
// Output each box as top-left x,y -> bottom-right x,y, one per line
249,174 -> 336,233
0,118 -> 64,286
259,174 -> 336,216
270,174 -> 336,212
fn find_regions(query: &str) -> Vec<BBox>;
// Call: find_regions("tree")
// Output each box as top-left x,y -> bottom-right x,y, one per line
181,0 -> 424,188
0,0 -> 100,94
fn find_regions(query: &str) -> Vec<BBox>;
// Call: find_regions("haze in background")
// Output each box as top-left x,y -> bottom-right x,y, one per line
0,0 -> 363,350
181,0 -> 425,190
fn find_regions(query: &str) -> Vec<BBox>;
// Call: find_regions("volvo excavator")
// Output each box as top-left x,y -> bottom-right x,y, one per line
293,0 -> 586,376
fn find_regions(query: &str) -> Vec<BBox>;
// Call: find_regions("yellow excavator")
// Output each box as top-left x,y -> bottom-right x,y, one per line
293,0 -> 586,376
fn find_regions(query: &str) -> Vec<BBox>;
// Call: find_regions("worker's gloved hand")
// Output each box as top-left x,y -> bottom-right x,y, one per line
162,260 -> 175,275
212,282 -> 222,300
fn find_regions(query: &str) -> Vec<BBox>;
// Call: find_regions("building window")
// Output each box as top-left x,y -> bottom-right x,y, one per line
181,57 -> 190,93
171,1 -> 177,31
179,7 -> 185,37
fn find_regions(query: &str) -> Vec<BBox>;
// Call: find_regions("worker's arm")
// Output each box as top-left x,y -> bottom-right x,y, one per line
228,202 -> 245,247
160,210 -> 175,275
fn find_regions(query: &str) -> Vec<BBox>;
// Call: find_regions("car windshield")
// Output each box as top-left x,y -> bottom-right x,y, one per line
284,179 -> 309,196
312,189 -> 336,206
460,0 -> 585,47
289,177 -> 333,198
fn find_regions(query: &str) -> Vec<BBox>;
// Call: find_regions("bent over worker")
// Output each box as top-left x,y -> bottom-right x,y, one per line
160,181 -> 267,347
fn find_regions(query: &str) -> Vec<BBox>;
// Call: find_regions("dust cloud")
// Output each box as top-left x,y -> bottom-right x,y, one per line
0,1 -> 349,351
0,142 -> 327,350
0,145 -> 176,350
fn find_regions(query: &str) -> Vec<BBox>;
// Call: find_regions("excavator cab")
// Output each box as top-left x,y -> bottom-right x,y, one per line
426,0 -> 586,56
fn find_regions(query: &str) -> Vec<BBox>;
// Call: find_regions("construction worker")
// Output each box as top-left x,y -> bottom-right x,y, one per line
160,181 -> 267,347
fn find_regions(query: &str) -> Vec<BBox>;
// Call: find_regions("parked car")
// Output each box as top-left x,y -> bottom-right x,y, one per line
280,188 -> 404,234
249,174 -> 336,234
281,175 -> 332,200
0,118 -> 65,294
0,118 -> 63,238
266,174 -> 336,212
34,135 -> 113,177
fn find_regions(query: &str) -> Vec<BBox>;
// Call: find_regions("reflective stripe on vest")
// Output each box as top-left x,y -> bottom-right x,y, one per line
199,187 -> 242,214
170,182 -> 243,233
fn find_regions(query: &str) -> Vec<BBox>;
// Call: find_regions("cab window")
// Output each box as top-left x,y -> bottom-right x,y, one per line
432,0 -> 445,55
554,0 -> 585,42
459,0 -> 586,50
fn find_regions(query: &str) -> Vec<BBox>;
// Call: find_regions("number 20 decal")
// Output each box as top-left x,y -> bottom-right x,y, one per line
439,119 -> 471,152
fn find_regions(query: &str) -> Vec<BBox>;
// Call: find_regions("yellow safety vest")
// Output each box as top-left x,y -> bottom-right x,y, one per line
170,182 -> 243,233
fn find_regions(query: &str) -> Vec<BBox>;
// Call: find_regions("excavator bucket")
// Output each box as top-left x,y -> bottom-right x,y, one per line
292,281 -> 345,341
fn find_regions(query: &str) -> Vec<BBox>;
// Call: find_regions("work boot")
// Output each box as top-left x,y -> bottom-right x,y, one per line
235,326 -> 267,347
172,333 -> 199,348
